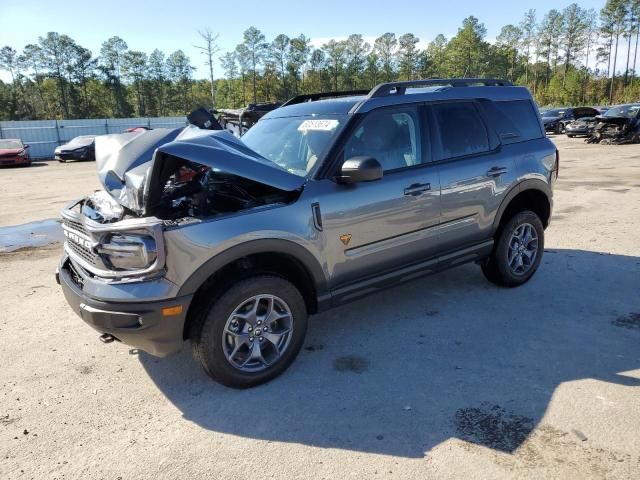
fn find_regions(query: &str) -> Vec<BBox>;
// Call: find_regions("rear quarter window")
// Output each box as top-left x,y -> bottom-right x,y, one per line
430,102 -> 490,160
482,100 -> 543,144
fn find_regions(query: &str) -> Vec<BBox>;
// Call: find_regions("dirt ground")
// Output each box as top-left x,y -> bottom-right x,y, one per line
1,137 -> 639,479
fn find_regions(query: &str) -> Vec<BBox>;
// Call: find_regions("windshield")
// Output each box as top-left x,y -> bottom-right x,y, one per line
241,115 -> 347,177
0,140 -> 23,149
603,104 -> 640,118
67,135 -> 95,145
542,109 -> 565,117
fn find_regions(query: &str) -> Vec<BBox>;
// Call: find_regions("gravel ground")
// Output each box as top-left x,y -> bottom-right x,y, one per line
1,137 -> 639,479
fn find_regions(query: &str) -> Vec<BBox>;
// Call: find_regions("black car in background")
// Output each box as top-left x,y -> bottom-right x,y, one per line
541,107 -> 600,134
55,135 -> 96,162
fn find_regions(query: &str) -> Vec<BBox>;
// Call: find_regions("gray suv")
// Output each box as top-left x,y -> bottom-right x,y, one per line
57,79 -> 558,388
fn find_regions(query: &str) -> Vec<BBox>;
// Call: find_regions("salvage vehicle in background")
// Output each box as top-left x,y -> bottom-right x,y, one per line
587,103 -> 640,144
216,102 -> 281,136
57,78 -> 557,388
0,139 -> 31,167
542,107 -> 600,134
565,117 -> 597,137
55,135 -> 96,162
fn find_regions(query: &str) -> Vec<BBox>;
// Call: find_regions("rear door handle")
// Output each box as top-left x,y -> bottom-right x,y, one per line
404,182 -> 431,196
487,166 -> 508,177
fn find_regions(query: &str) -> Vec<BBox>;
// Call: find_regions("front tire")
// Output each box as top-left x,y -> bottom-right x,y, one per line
481,210 -> 544,287
191,275 -> 308,388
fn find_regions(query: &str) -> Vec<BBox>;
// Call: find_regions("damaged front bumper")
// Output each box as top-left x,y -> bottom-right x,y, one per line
57,255 -> 191,356
586,117 -> 640,144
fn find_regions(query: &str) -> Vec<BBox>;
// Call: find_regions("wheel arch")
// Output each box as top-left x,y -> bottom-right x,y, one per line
492,180 -> 552,237
178,239 -> 330,340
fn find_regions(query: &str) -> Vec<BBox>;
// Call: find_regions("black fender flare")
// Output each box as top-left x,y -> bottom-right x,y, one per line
176,238 -> 330,302
492,179 -> 553,233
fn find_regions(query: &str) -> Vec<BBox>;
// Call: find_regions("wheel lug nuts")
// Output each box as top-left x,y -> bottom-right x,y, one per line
248,327 -> 253,332
257,320 -> 262,325
259,337 -> 264,342
249,336 -> 254,342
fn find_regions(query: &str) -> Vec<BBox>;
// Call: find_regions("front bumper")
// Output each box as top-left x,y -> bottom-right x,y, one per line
565,127 -> 591,135
57,256 -> 192,357
0,155 -> 30,166
55,150 -> 87,160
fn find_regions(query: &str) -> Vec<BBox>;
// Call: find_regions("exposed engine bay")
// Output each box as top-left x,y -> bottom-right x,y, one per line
147,156 -> 295,221
587,118 -> 639,144
84,123 -> 305,225
586,109 -> 640,145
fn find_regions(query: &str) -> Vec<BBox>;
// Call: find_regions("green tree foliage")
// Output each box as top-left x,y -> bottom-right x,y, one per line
397,33 -> 420,80
2,4 -> 640,120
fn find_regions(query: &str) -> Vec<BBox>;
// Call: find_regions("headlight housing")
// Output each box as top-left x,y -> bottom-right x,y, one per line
98,233 -> 157,271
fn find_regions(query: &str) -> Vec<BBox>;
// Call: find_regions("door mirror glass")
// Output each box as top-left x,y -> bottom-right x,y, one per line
337,156 -> 383,184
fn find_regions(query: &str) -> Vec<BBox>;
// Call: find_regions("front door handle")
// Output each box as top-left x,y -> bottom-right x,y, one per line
404,182 -> 431,196
487,166 -> 508,177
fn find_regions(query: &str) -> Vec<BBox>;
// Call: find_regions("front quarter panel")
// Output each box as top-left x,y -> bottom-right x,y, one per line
162,195 -> 329,296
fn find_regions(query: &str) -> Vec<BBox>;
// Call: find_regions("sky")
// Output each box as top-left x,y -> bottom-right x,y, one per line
0,0 -> 617,82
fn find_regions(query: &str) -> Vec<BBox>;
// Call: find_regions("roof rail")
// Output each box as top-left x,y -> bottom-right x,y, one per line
281,89 -> 371,107
368,78 -> 513,98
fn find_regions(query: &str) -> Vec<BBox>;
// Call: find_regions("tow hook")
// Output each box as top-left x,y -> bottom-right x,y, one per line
99,333 -> 116,344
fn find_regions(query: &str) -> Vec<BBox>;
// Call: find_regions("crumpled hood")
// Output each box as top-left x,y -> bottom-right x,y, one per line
95,128 -> 183,213
95,126 -> 304,214
594,115 -> 633,126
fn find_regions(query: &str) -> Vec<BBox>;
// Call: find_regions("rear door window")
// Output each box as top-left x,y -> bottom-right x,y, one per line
430,102 -> 490,160
481,100 -> 544,144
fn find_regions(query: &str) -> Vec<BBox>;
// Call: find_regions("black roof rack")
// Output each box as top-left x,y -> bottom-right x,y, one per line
368,78 -> 513,98
281,89 -> 370,107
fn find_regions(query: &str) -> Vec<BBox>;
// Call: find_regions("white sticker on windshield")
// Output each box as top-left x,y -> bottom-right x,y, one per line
298,119 -> 339,132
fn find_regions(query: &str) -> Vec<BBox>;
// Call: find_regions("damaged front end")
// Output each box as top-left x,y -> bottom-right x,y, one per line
586,105 -> 640,144
61,126 -> 303,282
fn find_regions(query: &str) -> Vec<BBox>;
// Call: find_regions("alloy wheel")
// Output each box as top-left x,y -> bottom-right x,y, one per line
507,223 -> 539,275
221,294 -> 294,372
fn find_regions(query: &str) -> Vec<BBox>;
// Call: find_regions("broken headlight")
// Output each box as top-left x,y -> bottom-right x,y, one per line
98,233 -> 157,271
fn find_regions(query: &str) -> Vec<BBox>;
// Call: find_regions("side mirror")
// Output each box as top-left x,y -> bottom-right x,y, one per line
24,144 -> 30,149
337,156 -> 383,184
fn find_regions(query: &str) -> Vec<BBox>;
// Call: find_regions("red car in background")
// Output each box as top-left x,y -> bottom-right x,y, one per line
0,139 -> 31,167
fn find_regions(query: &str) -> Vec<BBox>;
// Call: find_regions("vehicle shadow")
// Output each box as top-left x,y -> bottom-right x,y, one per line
139,248 -> 640,458
0,162 -> 47,169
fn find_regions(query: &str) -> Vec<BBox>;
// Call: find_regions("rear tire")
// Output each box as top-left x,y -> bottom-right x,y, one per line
481,210 -> 544,287
191,275 -> 308,388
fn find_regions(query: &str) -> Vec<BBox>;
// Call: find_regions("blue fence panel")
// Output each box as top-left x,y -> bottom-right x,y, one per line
0,116 -> 187,159
57,119 -> 109,143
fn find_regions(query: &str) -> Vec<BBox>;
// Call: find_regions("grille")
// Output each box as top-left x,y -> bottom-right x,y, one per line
66,238 -> 99,265
62,217 -> 89,236
66,260 -> 85,288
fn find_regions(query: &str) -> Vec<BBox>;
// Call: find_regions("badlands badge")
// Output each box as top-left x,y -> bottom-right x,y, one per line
339,233 -> 352,246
